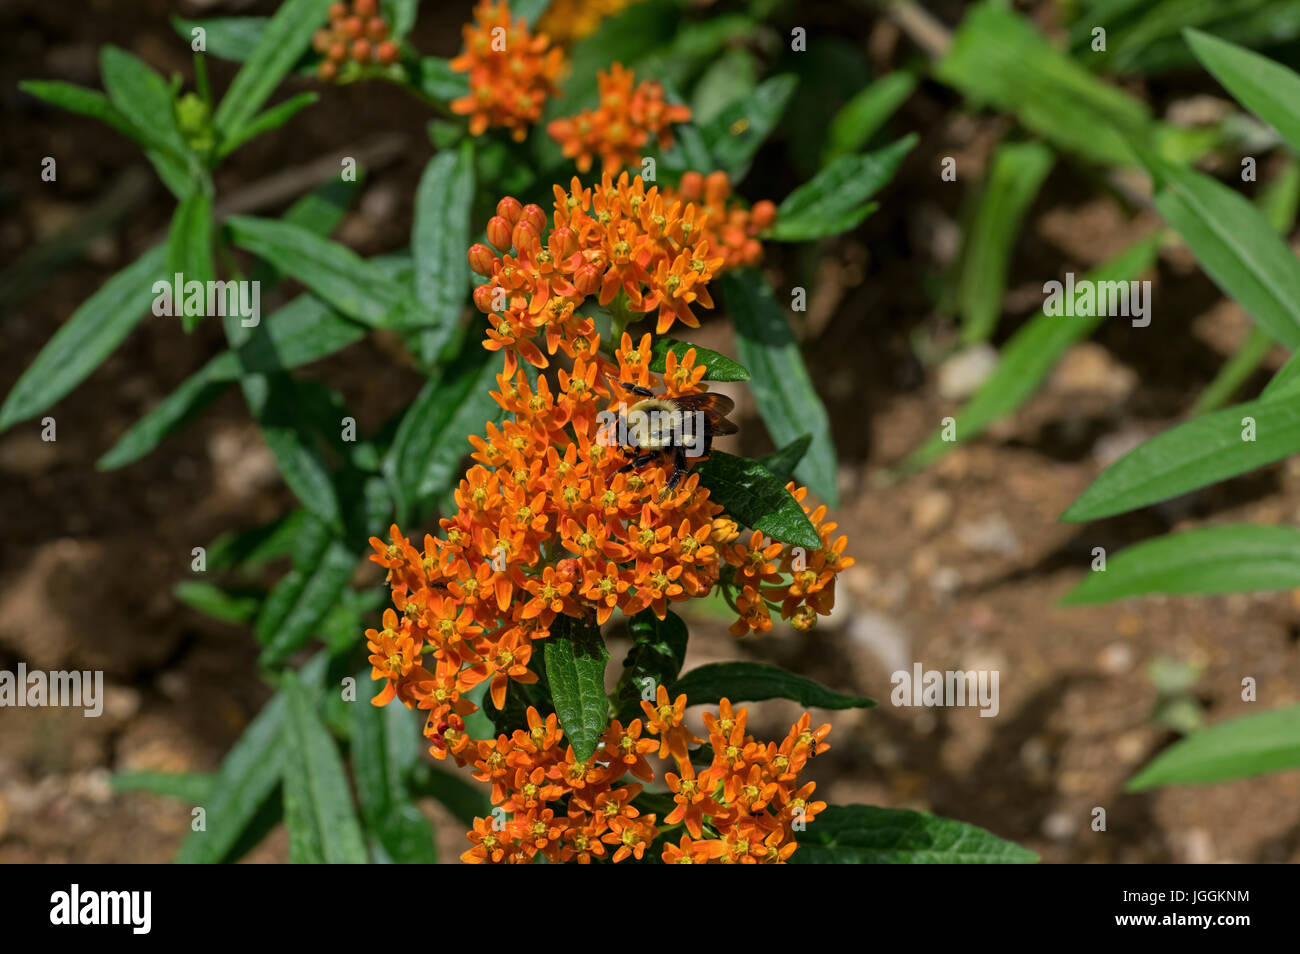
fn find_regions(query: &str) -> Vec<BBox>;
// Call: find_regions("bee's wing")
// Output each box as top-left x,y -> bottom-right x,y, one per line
674,392 -> 736,416
710,417 -> 740,435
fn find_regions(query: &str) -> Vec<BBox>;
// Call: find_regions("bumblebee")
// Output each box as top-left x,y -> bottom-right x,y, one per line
614,381 -> 738,490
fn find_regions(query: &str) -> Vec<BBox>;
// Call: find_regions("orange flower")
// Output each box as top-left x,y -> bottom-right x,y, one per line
450,0 -> 566,141
537,0 -> 638,45
547,63 -> 692,174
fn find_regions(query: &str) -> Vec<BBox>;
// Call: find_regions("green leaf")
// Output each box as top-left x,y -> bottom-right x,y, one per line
793,805 -> 1038,863
412,141 -> 475,364
112,770 -> 213,803
701,74 -> 798,182
771,134 -> 915,242
1190,327 -> 1274,417
1184,29 -> 1300,155
694,451 -> 821,550
19,80 -> 139,140
100,45 -> 188,162
1,244 -> 166,432
669,662 -> 874,709
256,521 -> 356,666
217,92 -> 318,159
175,654 -> 326,863
172,17 -> 270,62
1148,157 -> 1300,349
227,215 -> 418,328
99,296 -> 365,469
381,0 -> 420,36
823,70 -> 919,165
955,141 -> 1055,344
281,673 -> 368,864
723,269 -> 838,505
543,615 -> 610,763
415,57 -> 470,102
166,191 -> 215,332
1062,525 -> 1300,605
648,338 -> 749,381
614,609 -> 690,720
205,510 -> 307,572
1063,389 -> 1300,522
213,0 -> 330,141
903,236 -> 1161,472
352,692 -> 437,864
386,340 -> 503,521
511,0 -> 550,27
760,435 -> 812,484
1127,705 -> 1300,790
174,580 -> 262,624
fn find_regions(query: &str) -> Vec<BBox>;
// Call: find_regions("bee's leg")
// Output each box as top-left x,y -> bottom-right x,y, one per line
665,445 -> 688,490
616,451 -> 660,474
620,381 -> 656,398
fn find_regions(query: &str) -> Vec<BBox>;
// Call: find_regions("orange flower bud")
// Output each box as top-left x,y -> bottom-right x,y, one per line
377,40 -> 400,65
312,29 -> 333,54
751,200 -> 777,229
486,215 -> 513,251
550,226 -> 577,258
317,59 -> 339,81
341,16 -> 364,39
328,2 -> 348,20
704,170 -> 731,202
351,38 -> 372,62
473,284 -> 496,313
468,243 -> 496,276
678,171 -> 703,199
574,263 -> 601,296
355,0 -> 379,17
520,203 -> 546,234
497,196 -> 524,224
512,219 -> 539,251
328,41 -> 348,62
365,18 -> 388,41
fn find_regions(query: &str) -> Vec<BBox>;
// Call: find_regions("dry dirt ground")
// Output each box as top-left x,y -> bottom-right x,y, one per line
2,0 -> 1299,863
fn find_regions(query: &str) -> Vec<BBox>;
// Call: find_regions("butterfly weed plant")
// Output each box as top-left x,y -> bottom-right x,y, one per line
6,0 -> 1036,863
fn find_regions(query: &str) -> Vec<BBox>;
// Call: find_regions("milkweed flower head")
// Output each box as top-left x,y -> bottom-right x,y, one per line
468,171 -> 774,372
537,0 -> 640,45
547,63 -> 692,174
313,0 -> 399,80
450,0 -> 567,141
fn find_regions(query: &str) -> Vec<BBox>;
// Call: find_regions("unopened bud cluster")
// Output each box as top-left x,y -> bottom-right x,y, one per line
314,0 -> 399,80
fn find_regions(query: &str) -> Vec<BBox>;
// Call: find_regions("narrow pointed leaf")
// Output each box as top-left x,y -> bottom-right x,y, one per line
793,805 -> 1038,863
1127,705 -> 1300,790
543,616 -> 610,763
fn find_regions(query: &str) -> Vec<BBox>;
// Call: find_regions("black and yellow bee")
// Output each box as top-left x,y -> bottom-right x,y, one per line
614,381 -> 739,490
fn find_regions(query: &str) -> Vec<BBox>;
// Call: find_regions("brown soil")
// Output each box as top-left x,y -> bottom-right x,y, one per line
2,0 -> 1298,864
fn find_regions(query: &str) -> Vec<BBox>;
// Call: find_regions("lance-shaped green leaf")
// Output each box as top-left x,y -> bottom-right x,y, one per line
543,616 -> 610,763
176,654 -> 326,863
669,662 -> 873,709
100,45 -> 188,161
112,771 -> 213,803
205,510 -> 307,572
824,70 -> 919,165
282,673 -> 368,864
1185,29 -> 1300,155
614,610 -> 689,720
649,338 -> 749,381
702,74 -> 798,182
381,0 -> 420,36
955,141 -> 1054,344
793,805 -> 1038,864
172,16 -> 270,62
1144,153 -> 1300,349
694,451 -> 821,550
1,243 -> 166,431
174,580 -> 263,624
1127,705 -> 1300,790
1063,524 -> 1300,604
903,236 -> 1160,472
386,341 -> 502,520
256,515 -> 357,665
213,0 -> 330,140
166,191 -> 215,332
415,57 -> 469,101
1063,390 -> 1300,522
770,134 -> 915,242
227,215 -> 420,328
217,92 -> 318,159
352,690 -> 437,864
723,269 -> 838,505
412,141 -> 475,364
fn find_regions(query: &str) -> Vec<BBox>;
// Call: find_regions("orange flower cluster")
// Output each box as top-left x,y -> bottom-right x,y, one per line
537,0 -> 639,45
450,0 -> 566,141
313,0 -> 398,80
547,64 -> 692,174
468,171 -> 773,367
459,693 -> 829,863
